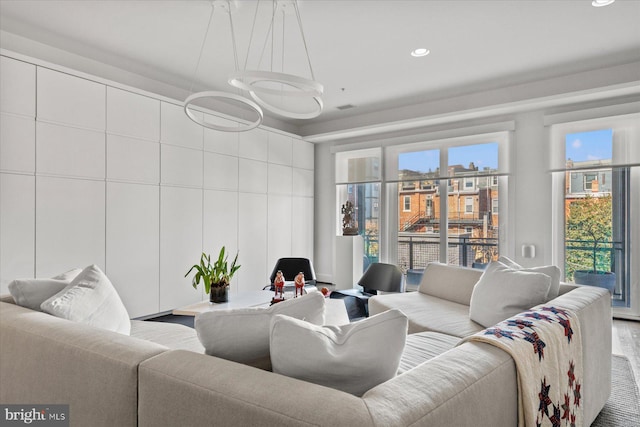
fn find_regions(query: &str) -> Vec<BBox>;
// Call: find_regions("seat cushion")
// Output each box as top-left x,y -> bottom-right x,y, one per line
397,331 -> 461,374
369,292 -> 484,337
130,320 -> 204,353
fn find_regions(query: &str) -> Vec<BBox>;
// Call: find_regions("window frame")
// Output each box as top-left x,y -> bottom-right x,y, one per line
550,112 -> 640,318
403,195 -> 411,212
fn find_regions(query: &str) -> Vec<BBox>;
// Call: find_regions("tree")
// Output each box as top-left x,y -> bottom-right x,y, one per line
565,195 -> 612,281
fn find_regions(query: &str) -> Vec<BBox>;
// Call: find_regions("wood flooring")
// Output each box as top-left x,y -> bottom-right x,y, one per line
612,318 -> 640,390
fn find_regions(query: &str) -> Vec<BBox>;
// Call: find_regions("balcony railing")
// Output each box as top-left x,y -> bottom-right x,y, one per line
565,238 -> 626,302
397,235 -> 498,271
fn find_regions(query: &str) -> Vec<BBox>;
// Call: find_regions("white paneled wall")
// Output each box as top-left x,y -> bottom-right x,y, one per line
0,54 -> 314,317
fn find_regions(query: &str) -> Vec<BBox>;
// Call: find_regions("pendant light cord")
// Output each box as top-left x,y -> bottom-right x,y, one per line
293,0 -> 315,81
189,3 -> 216,94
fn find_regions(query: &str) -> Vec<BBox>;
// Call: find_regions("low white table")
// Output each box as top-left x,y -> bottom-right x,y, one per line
172,289 -> 350,325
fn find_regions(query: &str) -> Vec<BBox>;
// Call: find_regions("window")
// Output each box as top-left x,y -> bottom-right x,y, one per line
335,148 -> 381,268
388,135 -> 507,270
584,173 -> 598,191
403,196 -> 411,212
551,114 -> 640,316
465,197 -> 474,213
492,198 -> 499,214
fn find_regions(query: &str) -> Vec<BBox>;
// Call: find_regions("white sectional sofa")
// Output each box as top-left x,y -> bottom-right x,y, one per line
0,262 -> 611,427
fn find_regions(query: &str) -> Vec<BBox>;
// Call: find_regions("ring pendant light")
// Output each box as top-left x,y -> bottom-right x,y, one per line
184,0 -> 263,132
228,0 -> 323,119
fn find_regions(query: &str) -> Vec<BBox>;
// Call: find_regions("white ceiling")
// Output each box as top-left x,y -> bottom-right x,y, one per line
1,0 -> 639,137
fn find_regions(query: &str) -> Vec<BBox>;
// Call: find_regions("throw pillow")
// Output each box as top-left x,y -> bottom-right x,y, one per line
498,256 -> 561,300
417,262 -> 484,305
8,268 -> 82,311
269,309 -> 408,396
195,292 -> 325,370
469,261 -> 551,328
40,265 -> 131,335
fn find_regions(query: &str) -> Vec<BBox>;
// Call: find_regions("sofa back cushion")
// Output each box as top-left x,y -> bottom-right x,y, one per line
8,268 -> 82,311
40,265 -> 131,335
195,292 -> 325,370
498,256 -> 561,300
418,263 -> 483,306
269,309 -> 408,396
469,261 -> 551,327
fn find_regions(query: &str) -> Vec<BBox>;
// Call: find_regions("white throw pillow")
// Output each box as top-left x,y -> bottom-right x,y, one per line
8,268 -> 82,311
40,265 -> 131,335
195,292 -> 325,369
269,309 -> 408,396
469,261 -> 551,328
417,262 -> 484,305
498,256 -> 561,300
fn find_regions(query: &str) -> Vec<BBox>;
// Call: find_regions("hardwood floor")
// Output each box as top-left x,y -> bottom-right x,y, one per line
612,318 -> 640,389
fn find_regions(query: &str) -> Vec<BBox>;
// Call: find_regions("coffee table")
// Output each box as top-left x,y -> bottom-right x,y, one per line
172,289 -> 350,325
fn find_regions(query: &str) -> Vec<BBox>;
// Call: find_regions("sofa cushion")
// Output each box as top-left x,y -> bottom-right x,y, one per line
8,268 -> 82,311
469,261 -> 551,328
269,309 -> 408,396
369,291 -> 485,337
417,262 -> 483,306
498,256 -> 561,300
130,320 -> 204,353
40,265 -> 131,335
195,292 -> 325,370
397,331 -> 461,374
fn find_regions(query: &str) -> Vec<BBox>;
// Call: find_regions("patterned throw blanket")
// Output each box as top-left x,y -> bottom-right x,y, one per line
461,306 -> 583,427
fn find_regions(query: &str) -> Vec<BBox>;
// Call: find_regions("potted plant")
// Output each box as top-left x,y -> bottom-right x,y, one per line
185,246 -> 240,303
567,195 -> 615,293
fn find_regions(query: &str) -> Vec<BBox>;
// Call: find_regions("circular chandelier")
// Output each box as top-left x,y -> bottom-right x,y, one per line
184,0 -> 323,131
227,0 -> 323,119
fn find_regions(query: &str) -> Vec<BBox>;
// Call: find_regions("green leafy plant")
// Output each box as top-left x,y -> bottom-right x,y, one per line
566,195 -> 612,279
185,246 -> 240,294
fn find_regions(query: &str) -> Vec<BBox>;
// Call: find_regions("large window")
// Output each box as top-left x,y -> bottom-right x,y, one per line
387,134 -> 508,273
335,148 -> 381,268
551,114 -> 639,316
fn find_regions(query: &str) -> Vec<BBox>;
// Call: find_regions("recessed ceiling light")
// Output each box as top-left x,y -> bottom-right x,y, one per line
411,48 -> 430,57
592,0 -> 615,7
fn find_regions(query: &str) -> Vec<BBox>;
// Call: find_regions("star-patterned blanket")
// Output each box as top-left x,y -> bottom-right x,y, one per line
460,306 -> 583,427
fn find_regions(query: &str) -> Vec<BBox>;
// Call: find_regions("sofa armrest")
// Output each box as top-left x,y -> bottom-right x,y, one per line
0,301 -> 167,427
363,342 -> 517,427
139,350 -> 374,427
549,286 -> 612,425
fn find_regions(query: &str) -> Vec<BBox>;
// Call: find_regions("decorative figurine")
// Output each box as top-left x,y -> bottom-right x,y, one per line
274,270 -> 285,299
341,200 -> 358,235
294,271 -> 305,297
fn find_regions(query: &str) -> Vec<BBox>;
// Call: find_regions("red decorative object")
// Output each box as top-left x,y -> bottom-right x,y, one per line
274,270 -> 285,298
321,287 -> 330,297
294,272 -> 305,297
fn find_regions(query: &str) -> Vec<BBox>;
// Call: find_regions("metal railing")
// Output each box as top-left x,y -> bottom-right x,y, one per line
397,235 -> 498,270
565,238 -> 625,301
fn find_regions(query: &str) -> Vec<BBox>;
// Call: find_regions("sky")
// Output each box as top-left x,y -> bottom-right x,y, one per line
398,142 -> 499,173
565,129 -> 613,162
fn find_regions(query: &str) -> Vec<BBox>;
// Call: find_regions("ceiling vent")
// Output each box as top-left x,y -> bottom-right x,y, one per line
336,104 -> 356,110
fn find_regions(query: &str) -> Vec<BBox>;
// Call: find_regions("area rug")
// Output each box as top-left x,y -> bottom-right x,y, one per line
592,355 -> 640,427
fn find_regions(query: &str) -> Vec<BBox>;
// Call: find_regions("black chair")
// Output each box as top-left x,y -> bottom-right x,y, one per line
330,262 -> 404,320
266,257 -> 317,291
